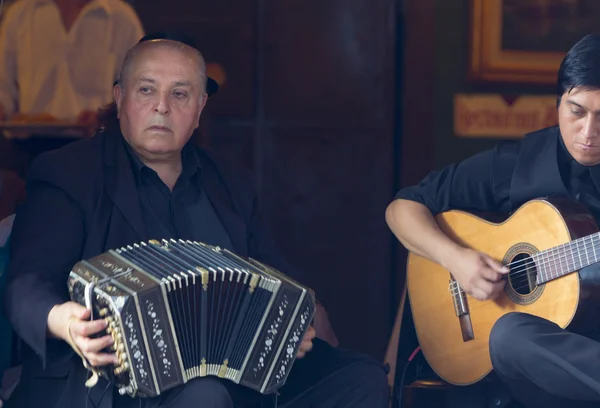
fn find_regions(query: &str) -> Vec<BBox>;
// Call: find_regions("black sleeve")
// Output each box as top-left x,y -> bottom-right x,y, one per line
395,141 -> 521,215
3,163 -> 86,369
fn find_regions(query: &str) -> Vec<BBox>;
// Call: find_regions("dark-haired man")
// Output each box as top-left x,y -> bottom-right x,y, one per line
3,33 -> 389,408
387,34 -> 600,408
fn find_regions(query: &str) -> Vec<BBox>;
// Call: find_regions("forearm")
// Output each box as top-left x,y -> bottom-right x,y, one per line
385,199 -> 463,269
4,275 -> 66,365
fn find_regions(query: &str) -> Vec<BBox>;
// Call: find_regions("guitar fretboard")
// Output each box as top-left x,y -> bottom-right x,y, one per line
533,232 -> 600,284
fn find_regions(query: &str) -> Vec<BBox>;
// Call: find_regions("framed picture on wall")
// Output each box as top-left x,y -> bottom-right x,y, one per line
469,0 -> 600,84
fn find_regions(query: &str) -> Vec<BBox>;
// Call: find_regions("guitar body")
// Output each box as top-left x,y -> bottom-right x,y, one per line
407,198 -> 600,386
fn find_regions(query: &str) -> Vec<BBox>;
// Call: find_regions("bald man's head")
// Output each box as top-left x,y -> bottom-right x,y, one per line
113,39 -> 208,164
117,39 -> 207,95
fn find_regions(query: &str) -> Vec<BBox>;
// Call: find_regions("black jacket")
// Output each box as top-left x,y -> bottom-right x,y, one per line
3,127 -> 300,408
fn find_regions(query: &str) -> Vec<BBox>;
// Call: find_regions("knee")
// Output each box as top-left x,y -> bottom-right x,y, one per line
345,362 -> 390,399
489,312 -> 550,372
173,378 -> 233,407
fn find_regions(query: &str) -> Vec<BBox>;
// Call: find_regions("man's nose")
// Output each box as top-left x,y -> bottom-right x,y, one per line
154,92 -> 170,114
582,117 -> 600,140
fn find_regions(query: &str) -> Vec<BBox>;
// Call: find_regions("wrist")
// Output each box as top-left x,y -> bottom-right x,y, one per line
46,304 -> 65,340
437,243 -> 464,271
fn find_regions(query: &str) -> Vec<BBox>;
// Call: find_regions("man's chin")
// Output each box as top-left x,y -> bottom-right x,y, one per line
134,143 -> 180,159
573,148 -> 600,166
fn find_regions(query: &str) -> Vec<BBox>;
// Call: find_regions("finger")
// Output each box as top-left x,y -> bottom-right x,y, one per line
71,319 -> 108,338
305,326 -> 316,339
75,334 -> 114,355
64,302 -> 90,320
483,256 -> 509,274
472,280 -> 496,301
488,281 -> 506,299
471,288 -> 489,302
468,287 -> 484,301
78,307 -> 91,320
85,351 -> 119,367
300,340 -> 313,353
480,267 -> 503,283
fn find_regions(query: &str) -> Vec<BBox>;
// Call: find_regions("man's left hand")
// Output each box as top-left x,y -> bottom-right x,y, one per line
296,326 -> 316,359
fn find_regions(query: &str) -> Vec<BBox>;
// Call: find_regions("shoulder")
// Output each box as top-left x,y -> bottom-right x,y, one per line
522,125 -> 560,143
27,133 -> 105,195
492,138 -> 522,161
434,139 -> 520,176
490,125 -> 558,164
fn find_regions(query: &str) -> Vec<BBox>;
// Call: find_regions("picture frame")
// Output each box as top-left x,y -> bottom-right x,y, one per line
468,0 -> 600,85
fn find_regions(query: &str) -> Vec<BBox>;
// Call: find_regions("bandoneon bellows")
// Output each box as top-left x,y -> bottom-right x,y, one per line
67,239 -> 316,398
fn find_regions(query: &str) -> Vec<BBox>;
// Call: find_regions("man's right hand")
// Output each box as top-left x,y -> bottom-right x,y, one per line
47,301 -> 118,367
444,247 -> 509,301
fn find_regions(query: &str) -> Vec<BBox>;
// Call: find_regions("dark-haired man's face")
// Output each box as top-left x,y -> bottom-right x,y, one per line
114,45 -> 207,163
559,87 -> 600,166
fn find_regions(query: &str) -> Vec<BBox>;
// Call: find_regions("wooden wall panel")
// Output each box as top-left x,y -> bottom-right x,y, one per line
259,128 -> 394,356
204,124 -> 255,171
263,0 -> 393,127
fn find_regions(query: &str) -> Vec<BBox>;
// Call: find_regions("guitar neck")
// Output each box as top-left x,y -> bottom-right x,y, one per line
535,232 -> 600,284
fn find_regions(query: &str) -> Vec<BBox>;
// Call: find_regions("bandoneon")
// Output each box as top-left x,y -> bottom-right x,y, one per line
67,239 -> 316,398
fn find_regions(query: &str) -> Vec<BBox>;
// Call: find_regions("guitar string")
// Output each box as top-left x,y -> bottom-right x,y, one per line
508,235 -> 600,281
449,252 -> 584,297
446,235 -> 600,295
449,245 -> 594,296
441,234 -> 600,287
496,233 -> 600,270
447,249 -> 591,295
501,234 -> 597,276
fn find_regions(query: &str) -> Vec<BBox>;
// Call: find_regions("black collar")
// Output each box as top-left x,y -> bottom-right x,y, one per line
556,132 -> 600,191
101,126 -> 249,254
124,139 -> 203,185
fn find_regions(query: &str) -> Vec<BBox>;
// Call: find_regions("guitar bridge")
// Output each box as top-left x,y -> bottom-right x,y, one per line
449,280 -> 468,317
449,278 -> 474,342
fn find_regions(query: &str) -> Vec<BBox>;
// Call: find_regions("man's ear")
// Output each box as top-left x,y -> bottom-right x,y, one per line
194,93 -> 208,129
200,93 -> 208,112
113,84 -> 123,119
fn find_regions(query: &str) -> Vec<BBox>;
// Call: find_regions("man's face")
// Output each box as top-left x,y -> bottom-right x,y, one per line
114,45 -> 207,161
559,87 -> 600,166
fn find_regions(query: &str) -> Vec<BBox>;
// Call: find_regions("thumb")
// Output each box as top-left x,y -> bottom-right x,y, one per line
72,303 -> 91,320
483,255 -> 509,274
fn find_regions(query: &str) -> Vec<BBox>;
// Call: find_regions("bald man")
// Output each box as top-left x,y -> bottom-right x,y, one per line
3,35 -> 389,408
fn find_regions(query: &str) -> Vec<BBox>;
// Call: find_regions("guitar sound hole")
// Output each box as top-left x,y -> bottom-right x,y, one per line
503,243 -> 544,304
509,253 -> 538,295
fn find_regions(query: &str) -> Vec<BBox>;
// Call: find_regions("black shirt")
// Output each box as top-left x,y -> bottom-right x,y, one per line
395,129 -> 600,223
125,142 -> 235,250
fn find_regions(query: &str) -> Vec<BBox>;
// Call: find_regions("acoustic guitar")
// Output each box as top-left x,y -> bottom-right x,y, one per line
406,197 -> 600,386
